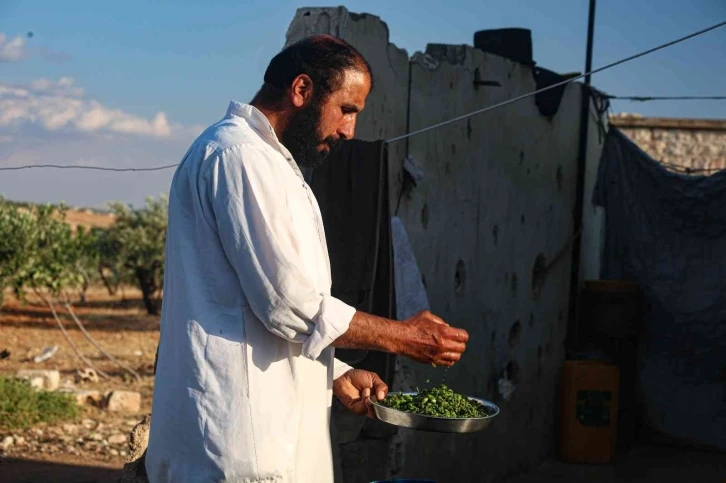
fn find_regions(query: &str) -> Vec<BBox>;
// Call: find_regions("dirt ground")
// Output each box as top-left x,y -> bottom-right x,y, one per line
0,286 -> 158,482
2,285 -> 725,483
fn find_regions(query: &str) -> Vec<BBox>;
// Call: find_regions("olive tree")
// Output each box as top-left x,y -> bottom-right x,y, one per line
0,199 -> 36,309
7,202 -> 139,381
106,196 -> 168,315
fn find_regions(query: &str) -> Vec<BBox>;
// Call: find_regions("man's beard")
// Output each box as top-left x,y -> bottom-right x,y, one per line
281,98 -> 341,169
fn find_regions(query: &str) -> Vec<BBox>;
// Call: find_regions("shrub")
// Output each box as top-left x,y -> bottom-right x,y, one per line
0,376 -> 79,430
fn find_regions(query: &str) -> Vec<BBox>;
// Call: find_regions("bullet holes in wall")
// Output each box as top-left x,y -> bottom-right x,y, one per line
455,259 -> 466,295
532,253 -> 547,297
508,320 -> 522,349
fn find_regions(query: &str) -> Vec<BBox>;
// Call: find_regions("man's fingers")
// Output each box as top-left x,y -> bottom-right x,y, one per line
436,358 -> 456,367
441,339 -> 467,354
340,393 -> 369,416
372,377 -> 388,401
437,351 -> 462,365
445,326 -> 469,343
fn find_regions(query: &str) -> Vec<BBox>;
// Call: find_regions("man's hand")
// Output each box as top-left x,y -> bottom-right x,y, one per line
333,369 -> 388,418
332,310 -> 469,367
397,310 -> 468,367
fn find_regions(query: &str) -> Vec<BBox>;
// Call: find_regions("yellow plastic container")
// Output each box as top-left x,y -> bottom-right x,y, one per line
559,360 -> 619,463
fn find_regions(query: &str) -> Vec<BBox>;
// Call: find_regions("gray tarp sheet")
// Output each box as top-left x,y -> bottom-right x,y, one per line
593,128 -> 726,450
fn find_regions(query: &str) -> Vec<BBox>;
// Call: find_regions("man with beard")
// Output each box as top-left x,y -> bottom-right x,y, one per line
146,35 -> 469,483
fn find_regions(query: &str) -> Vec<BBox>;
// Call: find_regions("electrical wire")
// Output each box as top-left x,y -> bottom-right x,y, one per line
0,163 -> 179,172
608,95 -> 726,101
384,19 -> 726,143
1,19 -> 724,173
660,161 -> 723,174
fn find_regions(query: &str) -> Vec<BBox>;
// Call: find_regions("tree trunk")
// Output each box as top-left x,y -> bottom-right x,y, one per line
136,268 -> 160,315
98,266 -> 119,296
78,267 -> 90,303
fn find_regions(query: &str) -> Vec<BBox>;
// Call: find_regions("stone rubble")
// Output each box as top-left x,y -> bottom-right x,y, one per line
15,369 -> 61,391
107,390 -> 142,413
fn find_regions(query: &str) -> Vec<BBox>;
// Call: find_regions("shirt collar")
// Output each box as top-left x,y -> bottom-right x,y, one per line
225,101 -> 303,180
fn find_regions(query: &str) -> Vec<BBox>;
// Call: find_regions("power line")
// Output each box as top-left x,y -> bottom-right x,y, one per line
0,163 -> 179,172
608,95 -> 726,101
385,19 -> 726,143
1,19 -> 725,173
660,161 -> 723,174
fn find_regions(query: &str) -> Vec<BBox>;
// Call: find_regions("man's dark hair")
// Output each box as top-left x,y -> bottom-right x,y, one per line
254,35 -> 373,106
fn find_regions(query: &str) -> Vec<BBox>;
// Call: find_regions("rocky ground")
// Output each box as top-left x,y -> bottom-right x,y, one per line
1,416 -> 137,461
0,286 -> 158,480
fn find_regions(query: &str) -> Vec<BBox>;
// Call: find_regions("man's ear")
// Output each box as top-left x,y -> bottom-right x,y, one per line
290,74 -> 313,108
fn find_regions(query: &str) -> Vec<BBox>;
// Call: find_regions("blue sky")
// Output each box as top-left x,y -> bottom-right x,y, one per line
1,0 -> 725,207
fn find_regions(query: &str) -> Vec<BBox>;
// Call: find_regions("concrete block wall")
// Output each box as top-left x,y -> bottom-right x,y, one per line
610,115 -> 726,173
286,7 -> 607,482
620,127 -> 726,172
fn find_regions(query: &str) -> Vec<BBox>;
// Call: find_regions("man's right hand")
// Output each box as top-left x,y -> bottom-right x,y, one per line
332,309 -> 469,367
397,310 -> 469,367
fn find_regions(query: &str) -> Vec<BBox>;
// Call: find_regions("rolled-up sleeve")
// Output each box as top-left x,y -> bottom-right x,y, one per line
333,358 -> 354,380
204,144 -> 355,360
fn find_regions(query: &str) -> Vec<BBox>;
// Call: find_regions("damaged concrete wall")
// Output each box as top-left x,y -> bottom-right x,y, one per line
393,44 -> 584,482
287,7 -> 607,483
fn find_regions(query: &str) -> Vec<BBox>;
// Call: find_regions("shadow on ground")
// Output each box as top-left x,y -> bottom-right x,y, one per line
0,307 -> 159,333
502,444 -> 726,483
0,458 -> 122,483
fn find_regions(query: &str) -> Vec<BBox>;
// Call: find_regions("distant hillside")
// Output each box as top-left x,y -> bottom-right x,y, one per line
7,200 -> 116,230
63,208 -> 116,230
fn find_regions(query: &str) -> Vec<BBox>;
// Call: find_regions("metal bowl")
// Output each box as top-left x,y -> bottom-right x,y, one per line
369,392 -> 500,433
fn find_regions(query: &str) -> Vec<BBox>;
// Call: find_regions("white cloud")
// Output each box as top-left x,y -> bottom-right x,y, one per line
0,32 -> 72,63
0,77 -> 199,138
0,117 -> 191,207
30,77 -> 84,97
0,76 -> 208,206
0,32 -> 27,62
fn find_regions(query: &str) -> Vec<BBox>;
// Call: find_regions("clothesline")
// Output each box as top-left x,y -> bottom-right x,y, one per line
0,163 -> 180,172
383,19 -> 726,143
608,95 -> 726,101
1,19 -> 724,174
660,161 -> 724,174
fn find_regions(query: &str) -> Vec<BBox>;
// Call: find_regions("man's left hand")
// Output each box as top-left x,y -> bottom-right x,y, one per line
333,369 -> 388,418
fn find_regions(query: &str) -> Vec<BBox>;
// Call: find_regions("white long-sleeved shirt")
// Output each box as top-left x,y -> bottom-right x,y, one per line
145,101 -> 356,483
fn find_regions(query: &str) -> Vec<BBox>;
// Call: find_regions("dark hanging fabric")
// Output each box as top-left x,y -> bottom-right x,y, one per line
308,139 -> 395,378
593,128 -> 726,451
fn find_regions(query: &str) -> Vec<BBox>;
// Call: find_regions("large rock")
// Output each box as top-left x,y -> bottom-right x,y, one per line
16,369 -> 60,391
1,436 -> 14,451
109,434 -> 127,445
58,388 -> 103,407
106,391 -> 141,413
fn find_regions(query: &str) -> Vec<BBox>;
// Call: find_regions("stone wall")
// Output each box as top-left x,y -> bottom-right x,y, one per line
610,115 -> 726,174
286,7 -> 607,482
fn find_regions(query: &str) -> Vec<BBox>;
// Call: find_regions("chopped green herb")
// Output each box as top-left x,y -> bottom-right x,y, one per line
380,384 -> 491,418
